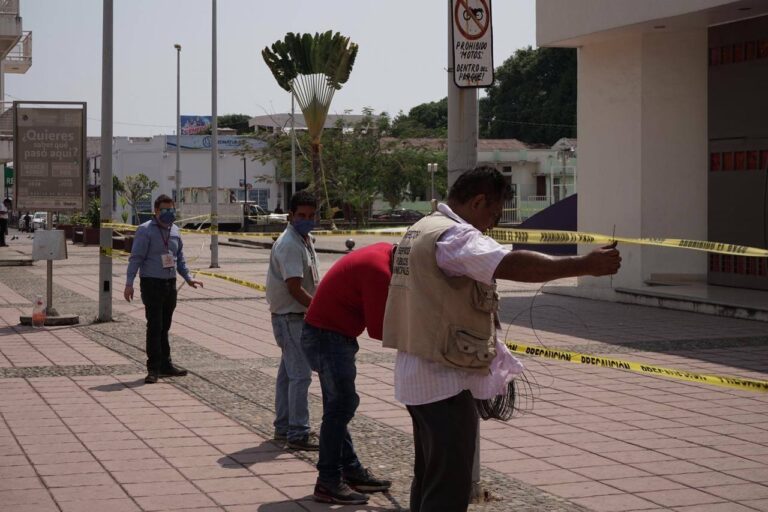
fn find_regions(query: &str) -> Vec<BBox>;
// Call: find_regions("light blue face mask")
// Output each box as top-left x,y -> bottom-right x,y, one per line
293,219 -> 315,237
158,207 -> 176,225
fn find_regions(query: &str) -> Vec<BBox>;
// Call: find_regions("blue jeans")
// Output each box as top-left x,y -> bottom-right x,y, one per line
272,313 -> 312,442
301,323 -> 363,484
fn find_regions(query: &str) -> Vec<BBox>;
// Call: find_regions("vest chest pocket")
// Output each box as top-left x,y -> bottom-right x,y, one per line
443,325 -> 496,371
472,282 -> 498,313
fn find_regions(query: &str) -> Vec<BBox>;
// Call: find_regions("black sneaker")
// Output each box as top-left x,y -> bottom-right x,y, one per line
286,432 -> 319,451
343,466 -> 392,492
313,481 -> 369,505
159,365 -> 188,377
144,372 -> 159,384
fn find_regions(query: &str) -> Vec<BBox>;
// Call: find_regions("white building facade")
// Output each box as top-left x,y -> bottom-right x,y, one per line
90,135 -> 279,223
537,0 -> 768,308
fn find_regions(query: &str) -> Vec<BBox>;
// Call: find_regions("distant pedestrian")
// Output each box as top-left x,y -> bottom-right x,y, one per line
22,212 -> 31,233
301,242 -> 395,505
266,190 -> 319,451
274,205 -> 284,214
124,194 -> 204,384
0,198 -> 10,247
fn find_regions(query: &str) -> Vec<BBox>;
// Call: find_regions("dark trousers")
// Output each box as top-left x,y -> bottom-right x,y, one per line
300,323 -> 363,484
406,390 -> 478,512
0,218 -> 7,245
140,277 -> 177,372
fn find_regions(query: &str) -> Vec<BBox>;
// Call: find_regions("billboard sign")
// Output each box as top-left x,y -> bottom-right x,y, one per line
13,102 -> 87,211
452,0 -> 494,88
180,115 -> 212,135
165,135 -> 267,151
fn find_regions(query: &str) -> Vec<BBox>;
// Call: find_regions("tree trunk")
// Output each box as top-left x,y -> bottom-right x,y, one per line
311,142 -> 322,222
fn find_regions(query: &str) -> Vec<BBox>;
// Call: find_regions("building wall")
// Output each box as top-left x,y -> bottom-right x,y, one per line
537,0 -> 740,46
576,30 -> 709,290
110,136 -> 278,221
640,30 -> 708,281
577,34 -> 644,288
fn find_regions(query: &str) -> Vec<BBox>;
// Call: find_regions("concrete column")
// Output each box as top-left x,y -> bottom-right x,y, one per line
576,29 -> 708,291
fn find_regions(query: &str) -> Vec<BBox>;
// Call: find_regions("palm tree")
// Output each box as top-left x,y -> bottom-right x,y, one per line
262,31 -> 358,220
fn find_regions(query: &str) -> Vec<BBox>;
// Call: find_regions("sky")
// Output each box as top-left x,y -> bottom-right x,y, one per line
9,0 -> 536,137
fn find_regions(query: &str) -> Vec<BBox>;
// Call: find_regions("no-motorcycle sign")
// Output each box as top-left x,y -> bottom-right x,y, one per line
452,0 -> 494,88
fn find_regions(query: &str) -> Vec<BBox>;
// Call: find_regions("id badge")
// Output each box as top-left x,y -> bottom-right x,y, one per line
311,262 -> 319,285
161,252 -> 174,268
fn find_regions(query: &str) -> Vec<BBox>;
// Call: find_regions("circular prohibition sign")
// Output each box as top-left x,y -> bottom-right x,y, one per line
454,0 -> 491,41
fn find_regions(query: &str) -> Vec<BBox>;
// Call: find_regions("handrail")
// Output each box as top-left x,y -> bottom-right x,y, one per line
0,0 -> 19,15
6,31 -> 31,61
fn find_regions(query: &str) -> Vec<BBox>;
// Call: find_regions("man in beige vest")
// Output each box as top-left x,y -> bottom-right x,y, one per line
383,166 -> 621,512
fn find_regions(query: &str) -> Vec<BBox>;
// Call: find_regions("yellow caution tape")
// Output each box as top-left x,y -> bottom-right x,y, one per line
505,341 -> 768,393
103,221 -> 767,258
190,269 -> 267,292
490,228 -> 768,258
100,245 -> 764,392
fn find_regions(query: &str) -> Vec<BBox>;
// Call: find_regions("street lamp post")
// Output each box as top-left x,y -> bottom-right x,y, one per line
427,162 -> 437,202
174,43 -> 182,220
242,156 -> 248,231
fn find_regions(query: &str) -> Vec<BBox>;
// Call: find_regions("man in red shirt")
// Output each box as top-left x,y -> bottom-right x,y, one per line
301,242 -> 395,505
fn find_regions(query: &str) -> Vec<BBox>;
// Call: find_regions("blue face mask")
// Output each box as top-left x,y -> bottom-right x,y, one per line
293,219 -> 315,237
158,208 -> 176,225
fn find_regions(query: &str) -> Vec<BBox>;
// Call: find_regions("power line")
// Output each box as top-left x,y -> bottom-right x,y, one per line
86,117 -> 174,129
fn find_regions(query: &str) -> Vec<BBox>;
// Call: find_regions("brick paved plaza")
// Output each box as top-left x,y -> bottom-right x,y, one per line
1,233 -> 768,511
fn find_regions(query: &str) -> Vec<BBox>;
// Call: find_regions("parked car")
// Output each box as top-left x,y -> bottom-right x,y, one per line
371,209 -> 425,222
31,212 -> 48,231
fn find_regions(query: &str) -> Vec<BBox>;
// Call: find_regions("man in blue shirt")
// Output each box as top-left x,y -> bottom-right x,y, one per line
124,194 -> 203,384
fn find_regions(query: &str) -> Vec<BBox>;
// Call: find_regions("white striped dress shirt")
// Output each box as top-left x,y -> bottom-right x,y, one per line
394,203 -> 524,406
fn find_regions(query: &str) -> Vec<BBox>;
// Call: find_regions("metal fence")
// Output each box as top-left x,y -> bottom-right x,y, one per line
0,0 -> 19,15
6,31 -> 31,64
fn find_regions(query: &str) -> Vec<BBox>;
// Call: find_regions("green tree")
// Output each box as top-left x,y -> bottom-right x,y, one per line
217,114 -> 252,134
390,98 -> 447,138
119,173 -> 158,225
262,31 -> 359,220
244,111 -> 447,227
481,47 -> 576,144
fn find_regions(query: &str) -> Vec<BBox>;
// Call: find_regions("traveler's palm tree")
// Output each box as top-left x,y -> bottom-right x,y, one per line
263,31 -> 358,221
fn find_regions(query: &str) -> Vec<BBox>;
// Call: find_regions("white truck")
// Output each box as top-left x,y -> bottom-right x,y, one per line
179,188 -> 287,229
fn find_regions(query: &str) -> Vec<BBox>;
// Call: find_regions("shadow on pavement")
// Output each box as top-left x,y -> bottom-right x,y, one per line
89,379 -> 145,392
498,294 -> 768,375
220,440 -> 285,467
257,500 -> 402,511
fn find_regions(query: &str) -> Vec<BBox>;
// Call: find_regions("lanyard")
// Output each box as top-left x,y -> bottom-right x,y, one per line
156,223 -> 171,252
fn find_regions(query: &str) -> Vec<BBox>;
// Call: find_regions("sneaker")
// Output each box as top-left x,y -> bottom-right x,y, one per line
343,466 -> 392,492
159,365 -> 188,377
313,481 -> 369,505
286,432 -> 319,451
144,372 -> 159,384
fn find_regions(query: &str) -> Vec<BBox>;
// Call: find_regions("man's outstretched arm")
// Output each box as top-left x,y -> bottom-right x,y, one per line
493,243 -> 621,283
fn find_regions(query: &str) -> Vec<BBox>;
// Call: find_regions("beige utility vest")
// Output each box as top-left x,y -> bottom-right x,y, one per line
382,212 -> 498,374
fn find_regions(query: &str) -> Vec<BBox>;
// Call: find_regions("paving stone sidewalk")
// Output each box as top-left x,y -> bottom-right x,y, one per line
1,234 -> 768,511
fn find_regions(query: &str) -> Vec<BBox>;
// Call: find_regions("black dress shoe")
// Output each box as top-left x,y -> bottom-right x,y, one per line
159,365 -> 188,377
144,372 -> 159,384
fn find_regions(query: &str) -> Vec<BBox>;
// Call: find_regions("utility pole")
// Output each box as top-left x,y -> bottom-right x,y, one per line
447,0 -> 481,500
242,156 -> 247,231
174,43 -> 182,220
447,0 -> 478,189
98,0 -> 113,322
290,88 -> 296,196
210,0 -> 219,267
